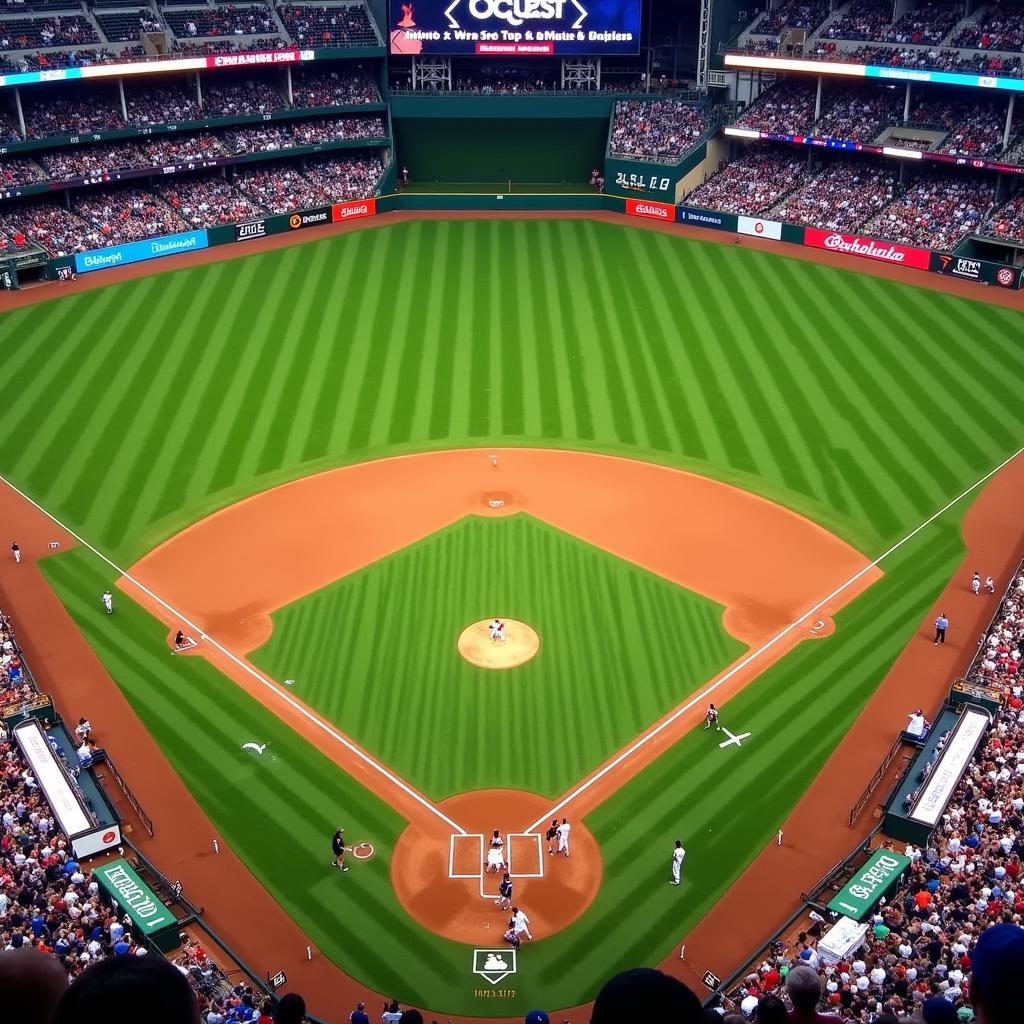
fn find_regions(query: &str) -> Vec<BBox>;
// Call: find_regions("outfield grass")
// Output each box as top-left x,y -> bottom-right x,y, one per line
1,220 -> 1021,566
250,513 -> 744,800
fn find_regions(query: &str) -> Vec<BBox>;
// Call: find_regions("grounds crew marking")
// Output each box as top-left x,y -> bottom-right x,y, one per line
473,948 -> 517,986
522,444 -> 1024,834
241,742 -> 267,755
352,842 -> 374,860
718,728 -> 751,749
0,473 -> 469,838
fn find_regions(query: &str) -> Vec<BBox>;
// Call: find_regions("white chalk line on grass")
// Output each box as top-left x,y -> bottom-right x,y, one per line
0,474 -> 468,836
522,445 -> 1024,834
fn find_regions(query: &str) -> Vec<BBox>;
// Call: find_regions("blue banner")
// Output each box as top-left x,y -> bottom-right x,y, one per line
865,65 -> 1024,94
74,230 -> 209,275
676,206 -> 737,231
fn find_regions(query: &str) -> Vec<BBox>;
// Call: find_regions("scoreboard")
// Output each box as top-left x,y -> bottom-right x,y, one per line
389,0 -> 642,56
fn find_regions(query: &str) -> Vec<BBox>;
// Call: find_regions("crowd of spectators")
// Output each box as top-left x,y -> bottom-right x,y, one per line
201,76 -> 284,118
0,200 -> 104,256
609,99 -> 709,161
278,3 -> 379,47
290,66 -> 381,107
884,2 -> 962,45
302,152 -> 383,199
232,161 -> 326,212
813,86 -> 902,142
1,155 -> 46,189
71,185 -> 190,243
93,9 -> 164,43
686,148 -> 805,215
162,4 -> 278,40
751,0 -> 829,36
911,97 -> 1008,157
220,112 -> 384,152
865,170 -> 996,249
953,4 -> 1024,52
157,173 -> 262,227
965,569 -> 1024,687
773,157 -> 900,231
736,80 -> 816,134
0,611 -> 32,713
125,82 -> 203,126
0,14 -> 99,50
23,91 -> 122,139
821,1 -> 893,42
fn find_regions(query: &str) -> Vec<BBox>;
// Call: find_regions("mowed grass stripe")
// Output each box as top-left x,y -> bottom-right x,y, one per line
497,221 -> 525,436
467,223 -> 492,437
532,220 -> 576,439
512,220 -> 544,437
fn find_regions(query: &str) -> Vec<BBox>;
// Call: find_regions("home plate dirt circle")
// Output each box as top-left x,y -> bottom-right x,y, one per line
391,789 -> 602,945
457,619 -> 540,669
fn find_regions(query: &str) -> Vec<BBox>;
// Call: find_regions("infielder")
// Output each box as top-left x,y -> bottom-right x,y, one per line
972,572 -> 981,595
670,840 -> 685,885
986,576 -> 996,594
556,818 -> 570,857
704,703 -> 720,731
101,591 -> 113,615
11,542 -> 20,564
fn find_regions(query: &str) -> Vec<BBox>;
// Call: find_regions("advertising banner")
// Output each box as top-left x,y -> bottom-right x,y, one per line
93,859 -> 181,951
74,230 -> 209,274
931,252 -> 1022,288
235,220 -> 268,242
826,850 -> 913,921
625,198 -> 674,221
738,215 -> 782,240
804,228 -> 931,270
388,0 -> 641,56
287,206 -> 331,230
677,205 -> 737,231
332,198 -> 377,222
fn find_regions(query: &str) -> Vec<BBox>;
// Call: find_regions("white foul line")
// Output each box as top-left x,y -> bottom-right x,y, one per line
0,474 -> 468,836
523,445 -> 1024,833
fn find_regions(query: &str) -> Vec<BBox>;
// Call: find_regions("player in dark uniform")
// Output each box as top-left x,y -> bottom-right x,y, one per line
495,872 -> 513,909
545,818 -> 559,854
332,827 -> 349,871
704,703 -> 720,731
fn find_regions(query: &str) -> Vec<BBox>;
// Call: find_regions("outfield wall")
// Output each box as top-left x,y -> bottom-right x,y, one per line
38,194 -> 1023,292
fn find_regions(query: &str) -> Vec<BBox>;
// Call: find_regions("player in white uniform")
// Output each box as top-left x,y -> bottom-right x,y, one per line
704,703 -> 720,731
972,572 -> 981,595
511,906 -> 533,941
670,840 -> 685,885
986,576 -> 996,594
486,830 -> 505,873
556,818 -> 570,857
101,591 -> 113,614
488,619 -> 505,643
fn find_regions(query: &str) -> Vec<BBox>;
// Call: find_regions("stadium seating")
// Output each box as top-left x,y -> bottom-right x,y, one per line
736,80 -> 816,135
609,99 -> 709,161
278,2 -> 379,47
0,14 -> 99,50
160,3 -> 279,40
750,0 -> 829,36
92,8 -> 164,42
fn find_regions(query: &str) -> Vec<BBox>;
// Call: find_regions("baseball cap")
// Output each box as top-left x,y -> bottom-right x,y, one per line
524,1014 -> 549,1024
922,996 -> 958,1024
969,922 -> 1024,1021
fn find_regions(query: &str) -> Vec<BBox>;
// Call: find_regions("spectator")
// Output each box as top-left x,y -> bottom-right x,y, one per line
349,1002 -> 370,1024
278,3 -> 378,47
290,67 -> 381,108
751,0 -> 829,36
0,947 -> 69,1024
786,965 -> 842,1023
686,148 -> 805,216
591,968 -> 704,1022
610,100 -> 709,160
736,81 -> 817,135
969,923 -> 1024,1024
885,3 -> 961,45
981,190 -> 1024,243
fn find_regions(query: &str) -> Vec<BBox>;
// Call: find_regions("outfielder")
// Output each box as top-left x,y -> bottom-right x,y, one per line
670,840 -> 685,886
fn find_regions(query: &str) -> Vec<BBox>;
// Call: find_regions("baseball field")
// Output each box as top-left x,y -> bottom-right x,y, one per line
3,215 -> 1024,1019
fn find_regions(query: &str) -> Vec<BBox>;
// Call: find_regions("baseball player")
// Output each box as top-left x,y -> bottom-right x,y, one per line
670,840 -> 686,885
486,830 -> 505,873
972,572 -> 981,595
704,703 -> 720,731
986,575 -> 996,594
545,818 -> 559,854
511,906 -> 533,941
11,542 -> 20,564
556,818 -> 570,857
495,871 -> 513,909
101,591 -> 113,615
332,827 -> 349,871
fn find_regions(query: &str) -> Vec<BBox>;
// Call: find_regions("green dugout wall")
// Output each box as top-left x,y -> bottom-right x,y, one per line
392,117 -> 608,184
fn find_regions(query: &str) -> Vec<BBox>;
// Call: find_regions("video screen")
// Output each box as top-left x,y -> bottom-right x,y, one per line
389,0 -> 642,56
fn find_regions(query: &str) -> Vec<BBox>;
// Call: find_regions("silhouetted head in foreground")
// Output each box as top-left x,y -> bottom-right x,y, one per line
590,967 -> 703,1023
970,922 -> 1024,1024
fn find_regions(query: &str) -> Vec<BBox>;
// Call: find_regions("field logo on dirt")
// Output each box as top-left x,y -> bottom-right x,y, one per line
473,948 -> 517,985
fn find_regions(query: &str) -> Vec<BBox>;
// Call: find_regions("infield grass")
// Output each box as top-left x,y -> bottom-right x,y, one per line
249,513 -> 745,800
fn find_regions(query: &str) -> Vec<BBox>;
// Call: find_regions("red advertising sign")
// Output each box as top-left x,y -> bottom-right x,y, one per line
804,228 -> 931,270
205,49 -> 300,68
332,198 -> 377,223
625,198 -> 674,221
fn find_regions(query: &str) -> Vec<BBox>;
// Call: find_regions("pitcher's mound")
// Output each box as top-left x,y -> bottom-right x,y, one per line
458,619 -> 540,669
